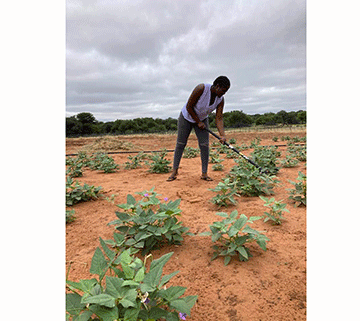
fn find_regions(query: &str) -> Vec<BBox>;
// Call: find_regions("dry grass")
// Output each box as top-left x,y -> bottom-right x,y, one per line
79,136 -> 136,153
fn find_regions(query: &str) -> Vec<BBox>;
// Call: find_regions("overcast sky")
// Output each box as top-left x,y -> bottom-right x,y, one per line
66,0 -> 306,122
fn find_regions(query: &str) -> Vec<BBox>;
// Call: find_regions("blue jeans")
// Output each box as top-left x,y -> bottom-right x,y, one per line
172,112 -> 209,173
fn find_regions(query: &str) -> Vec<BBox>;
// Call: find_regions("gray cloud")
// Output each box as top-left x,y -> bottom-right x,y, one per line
66,0 -> 306,122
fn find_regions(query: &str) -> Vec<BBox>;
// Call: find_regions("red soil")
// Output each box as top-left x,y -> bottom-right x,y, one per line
66,128 -> 306,321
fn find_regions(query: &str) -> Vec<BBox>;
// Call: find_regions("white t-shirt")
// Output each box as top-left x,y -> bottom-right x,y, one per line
181,83 -> 224,123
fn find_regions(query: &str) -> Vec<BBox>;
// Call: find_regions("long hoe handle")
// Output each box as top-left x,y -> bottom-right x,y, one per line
205,128 -> 265,173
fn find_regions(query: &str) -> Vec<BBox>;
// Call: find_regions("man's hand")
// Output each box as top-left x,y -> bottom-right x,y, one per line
197,121 -> 206,129
219,136 -> 226,144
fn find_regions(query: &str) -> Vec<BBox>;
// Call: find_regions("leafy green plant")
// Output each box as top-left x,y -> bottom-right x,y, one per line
200,210 -> 269,265
250,145 -> 281,175
212,163 -> 224,171
272,136 -> 279,142
66,177 -> 103,206
66,244 -> 198,321
280,155 -> 299,168
182,147 -> 199,158
228,160 -> 279,196
287,144 -> 306,162
259,196 -> 289,225
209,150 -> 222,164
287,171 -> 307,207
108,188 -> 189,255
228,138 -> 236,144
90,152 -> 120,173
66,209 -> 76,223
124,152 -> 147,169
209,178 -> 239,207
146,151 -> 171,173
66,152 -> 92,177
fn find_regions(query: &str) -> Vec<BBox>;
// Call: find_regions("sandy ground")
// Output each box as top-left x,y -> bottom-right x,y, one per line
66,128 -> 306,321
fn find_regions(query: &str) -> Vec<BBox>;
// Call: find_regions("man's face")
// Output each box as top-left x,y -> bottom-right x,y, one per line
215,85 -> 229,97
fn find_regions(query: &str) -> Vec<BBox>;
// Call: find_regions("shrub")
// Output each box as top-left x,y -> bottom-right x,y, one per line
66,245 -> 198,321
108,188 -> 189,255
287,171 -> 307,206
259,196 -> 289,225
200,210 -> 269,265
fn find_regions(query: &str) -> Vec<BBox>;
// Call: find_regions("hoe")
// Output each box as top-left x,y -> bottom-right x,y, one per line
205,128 -> 267,174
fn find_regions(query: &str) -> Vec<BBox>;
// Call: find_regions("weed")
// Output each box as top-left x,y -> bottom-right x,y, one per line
280,155 -> 299,168
124,152 -> 147,169
66,209 -> 76,223
212,163 -> 224,171
200,210 -> 269,265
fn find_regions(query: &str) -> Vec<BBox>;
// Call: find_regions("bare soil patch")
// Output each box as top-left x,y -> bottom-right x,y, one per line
66,128 -> 306,321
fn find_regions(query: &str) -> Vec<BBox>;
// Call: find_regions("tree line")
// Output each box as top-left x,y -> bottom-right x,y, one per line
66,109 -> 306,137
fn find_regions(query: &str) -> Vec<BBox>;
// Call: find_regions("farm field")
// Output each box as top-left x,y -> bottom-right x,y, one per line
66,127 -> 306,321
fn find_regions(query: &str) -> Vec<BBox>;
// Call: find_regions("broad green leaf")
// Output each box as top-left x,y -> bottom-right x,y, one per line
134,267 -> 145,282
120,250 -> 132,264
148,307 -> 168,320
66,293 -> 84,315
88,304 -> 118,321
229,210 -> 238,219
224,255 -> 231,266
216,212 -> 229,218
159,270 -> 180,288
77,310 -> 93,321
119,288 -> 137,308
89,247 -> 108,276
66,278 -> 98,294
105,276 -> 124,299
99,237 -> 116,260
158,286 -> 187,301
81,294 -> 116,308
127,194 -> 136,205
169,296 -> 196,316
124,305 -> 141,321
141,252 -> 173,293
238,246 -> 248,259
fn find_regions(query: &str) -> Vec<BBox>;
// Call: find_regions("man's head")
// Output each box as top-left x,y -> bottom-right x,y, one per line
213,76 -> 230,97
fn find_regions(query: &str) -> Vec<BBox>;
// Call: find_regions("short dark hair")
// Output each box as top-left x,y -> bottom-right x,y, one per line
213,76 -> 230,89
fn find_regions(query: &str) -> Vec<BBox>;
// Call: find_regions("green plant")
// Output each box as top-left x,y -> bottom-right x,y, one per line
287,144 -> 306,162
280,155 -> 299,168
66,177 -> 103,206
90,152 -> 120,173
66,244 -> 198,321
182,147 -> 199,158
259,196 -> 289,225
108,188 -> 189,255
228,138 -> 236,144
228,160 -> 279,196
200,210 -> 269,265
209,150 -> 222,164
250,145 -> 281,175
146,151 -> 171,173
212,163 -> 224,171
209,178 -> 239,207
272,136 -> 279,142
287,171 -> 307,207
124,152 -> 147,169
66,209 -> 76,223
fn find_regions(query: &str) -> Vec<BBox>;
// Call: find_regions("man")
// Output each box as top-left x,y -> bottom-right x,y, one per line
167,76 -> 230,181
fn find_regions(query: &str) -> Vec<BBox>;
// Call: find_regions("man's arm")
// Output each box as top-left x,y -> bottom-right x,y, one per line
186,84 -> 205,127
215,98 -> 226,143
